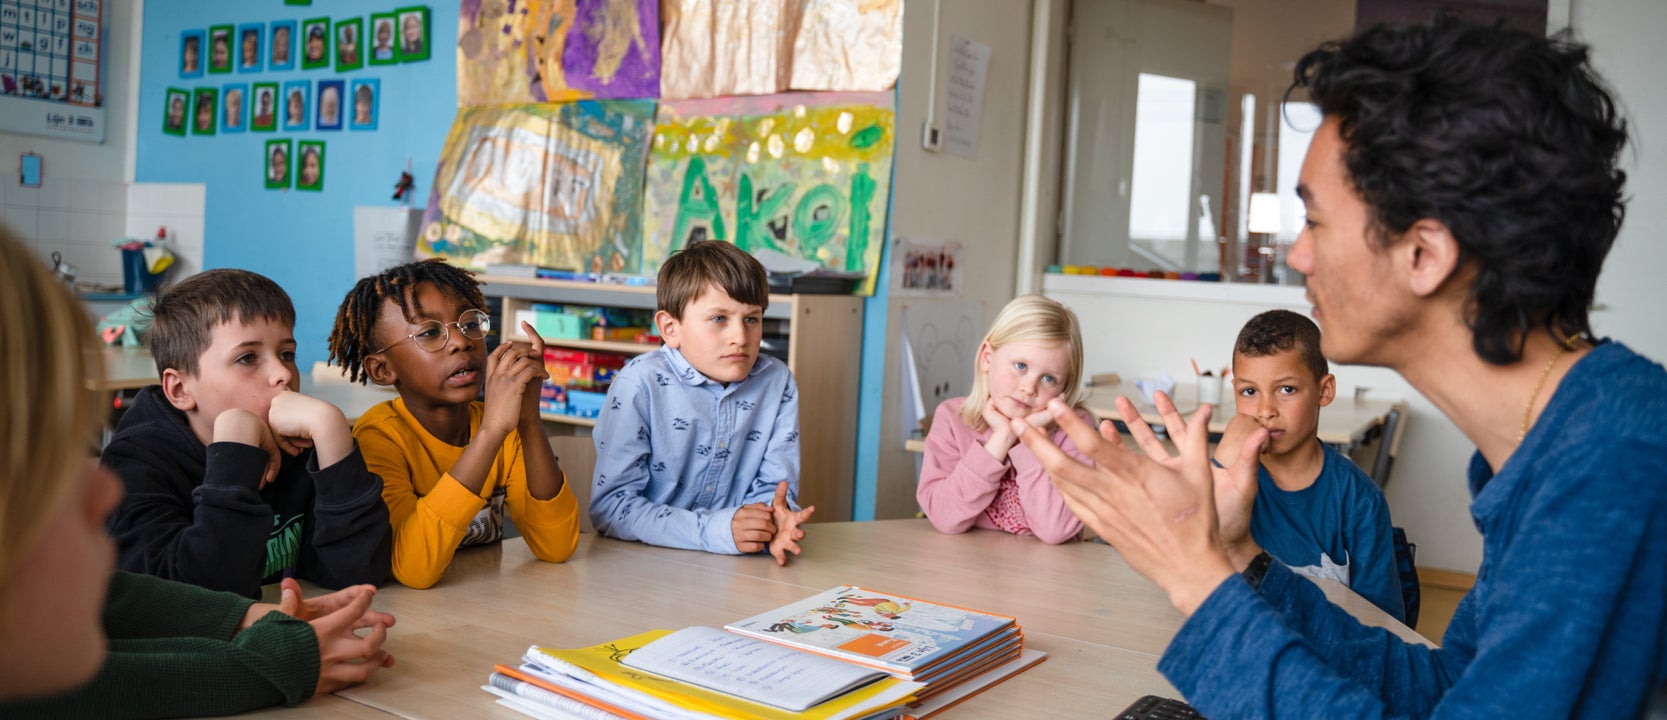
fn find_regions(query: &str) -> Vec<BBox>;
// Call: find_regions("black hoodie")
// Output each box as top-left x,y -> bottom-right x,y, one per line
102,386 -> 391,597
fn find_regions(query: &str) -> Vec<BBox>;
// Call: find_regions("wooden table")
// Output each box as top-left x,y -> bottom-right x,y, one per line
98,346 -> 158,391
243,519 -> 1424,719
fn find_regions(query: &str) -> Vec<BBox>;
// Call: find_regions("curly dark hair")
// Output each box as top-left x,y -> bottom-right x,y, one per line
1235,309 -> 1328,382
328,258 -> 484,384
1290,14 -> 1628,364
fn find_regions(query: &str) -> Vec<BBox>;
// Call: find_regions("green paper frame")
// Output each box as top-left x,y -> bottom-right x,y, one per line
300,17 -> 331,70
162,87 -> 189,136
394,6 -> 430,62
296,141 -> 326,192
190,87 -> 218,136
265,139 -> 293,189
368,13 -> 398,66
207,25 -> 233,74
250,83 -> 279,132
335,17 -> 364,72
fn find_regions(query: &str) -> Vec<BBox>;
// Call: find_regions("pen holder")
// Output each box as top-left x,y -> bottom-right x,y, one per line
1197,375 -> 1224,406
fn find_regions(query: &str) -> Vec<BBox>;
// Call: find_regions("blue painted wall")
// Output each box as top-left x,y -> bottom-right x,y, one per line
136,1 -> 460,367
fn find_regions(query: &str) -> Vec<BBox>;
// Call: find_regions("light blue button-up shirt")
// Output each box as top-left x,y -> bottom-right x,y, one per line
589,345 -> 801,554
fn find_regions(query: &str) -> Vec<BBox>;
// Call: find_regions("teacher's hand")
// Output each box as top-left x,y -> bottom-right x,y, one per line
1013,393 -> 1264,617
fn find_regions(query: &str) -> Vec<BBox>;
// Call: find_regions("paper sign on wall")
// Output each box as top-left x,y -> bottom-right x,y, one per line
943,35 -> 989,160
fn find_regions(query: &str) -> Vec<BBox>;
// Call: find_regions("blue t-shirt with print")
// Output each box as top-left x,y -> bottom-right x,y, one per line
1250,442 -> 1404,621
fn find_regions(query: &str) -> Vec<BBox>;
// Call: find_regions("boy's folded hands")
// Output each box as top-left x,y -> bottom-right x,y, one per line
731,482 -> 815,564
731,502 -> 777,554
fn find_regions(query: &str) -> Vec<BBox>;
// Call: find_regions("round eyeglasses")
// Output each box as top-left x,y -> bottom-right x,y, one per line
374,309 -> 491,354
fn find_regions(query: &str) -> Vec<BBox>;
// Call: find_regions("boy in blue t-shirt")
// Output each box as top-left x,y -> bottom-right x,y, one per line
589,241 -> 814,563
1213,309 -> 1404,621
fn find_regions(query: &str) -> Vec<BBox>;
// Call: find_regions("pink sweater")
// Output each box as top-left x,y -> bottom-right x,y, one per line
915,397 -> 1094,544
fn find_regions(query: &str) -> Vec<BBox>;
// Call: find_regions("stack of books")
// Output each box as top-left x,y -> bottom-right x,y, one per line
483,586 -> 1044,720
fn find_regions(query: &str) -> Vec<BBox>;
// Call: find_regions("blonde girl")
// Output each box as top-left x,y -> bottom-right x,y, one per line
915,294 -> 1096,544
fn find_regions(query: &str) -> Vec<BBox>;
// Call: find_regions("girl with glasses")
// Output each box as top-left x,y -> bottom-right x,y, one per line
327,259 -> 578,589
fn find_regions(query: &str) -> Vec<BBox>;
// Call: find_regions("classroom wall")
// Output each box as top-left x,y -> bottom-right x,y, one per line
856,0 -> 1038,520
133,0 -> 460,369
0,0 -> 143,286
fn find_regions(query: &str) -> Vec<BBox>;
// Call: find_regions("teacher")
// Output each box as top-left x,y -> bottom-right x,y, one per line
1017,15 -> 1667,718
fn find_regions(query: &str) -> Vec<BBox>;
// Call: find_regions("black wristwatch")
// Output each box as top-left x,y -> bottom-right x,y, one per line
1241,551 -> 1273,590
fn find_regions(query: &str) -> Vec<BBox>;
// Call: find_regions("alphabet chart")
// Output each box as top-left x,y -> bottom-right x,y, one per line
0,0 -> 101,106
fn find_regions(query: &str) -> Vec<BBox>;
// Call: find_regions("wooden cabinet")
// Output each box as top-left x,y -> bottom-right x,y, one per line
481,276 -> 862,522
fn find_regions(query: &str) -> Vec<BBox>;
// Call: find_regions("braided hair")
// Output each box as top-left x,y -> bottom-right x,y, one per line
328,258 -> 485,384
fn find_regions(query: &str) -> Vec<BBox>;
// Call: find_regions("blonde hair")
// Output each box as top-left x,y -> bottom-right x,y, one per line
0,226 -> 106,608
961,294 -> 1087,431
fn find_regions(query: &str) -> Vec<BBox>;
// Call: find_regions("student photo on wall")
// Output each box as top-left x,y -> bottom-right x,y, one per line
336,17 -> 363,72
369,13 -> 397,65
179,30 -> 203,78
349,78 -> 378,131
281,79 -> 311,131
396,6 -> 429,62
316,79 -> 344,131
207,25 -> 232,74
162,88 -> 189,136
237,23 -> 263,73
301,18 -> 330,69
251,83 -> 278,131
296,141 -> 326,192
222,84 -> 246,133
269,20 -> 296,71
266,139 -> 292,190
191,87 -> 218,136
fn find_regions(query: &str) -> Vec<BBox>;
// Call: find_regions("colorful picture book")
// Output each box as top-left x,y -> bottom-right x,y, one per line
724,586 -> 1019,683
481,587 -> 1043,720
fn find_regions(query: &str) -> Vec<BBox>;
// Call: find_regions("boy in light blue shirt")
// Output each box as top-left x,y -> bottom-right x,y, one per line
590,241 -> 814,562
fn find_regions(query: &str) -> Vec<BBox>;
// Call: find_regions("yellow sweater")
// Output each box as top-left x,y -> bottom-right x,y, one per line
354,398 -> 579,588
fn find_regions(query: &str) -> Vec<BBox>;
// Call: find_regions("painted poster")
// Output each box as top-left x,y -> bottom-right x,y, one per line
659,0 -> 903,100
788,0 -> 903,92
418,100 -> 655,275
642,91 -> 894,295
456,0 -> 659,106
658,0 -> 790,99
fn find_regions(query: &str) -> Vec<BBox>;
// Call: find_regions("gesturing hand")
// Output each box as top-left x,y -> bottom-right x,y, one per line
767,481 -> 815,566
1011,394 -> 1264,616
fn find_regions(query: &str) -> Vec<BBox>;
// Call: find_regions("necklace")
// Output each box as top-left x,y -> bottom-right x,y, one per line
1518,342 -> 1569,444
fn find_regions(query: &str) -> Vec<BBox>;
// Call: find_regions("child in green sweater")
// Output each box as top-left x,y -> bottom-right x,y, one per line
0,225 -> 397,717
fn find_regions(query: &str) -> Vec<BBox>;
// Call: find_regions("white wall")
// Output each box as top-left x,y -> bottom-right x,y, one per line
870,0 -> 1037,518
1582,0 -> 1667,361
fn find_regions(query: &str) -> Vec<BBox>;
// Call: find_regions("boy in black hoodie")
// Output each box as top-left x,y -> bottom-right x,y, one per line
103,269 -> 391,597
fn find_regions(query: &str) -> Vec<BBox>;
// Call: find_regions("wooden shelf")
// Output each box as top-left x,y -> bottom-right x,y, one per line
485,280 -> 863,522
540,412 -> 598,427
506,334 -> 660,356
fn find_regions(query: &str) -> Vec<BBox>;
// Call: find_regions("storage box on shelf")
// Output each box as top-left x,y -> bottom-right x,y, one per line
482,276 -> 863,522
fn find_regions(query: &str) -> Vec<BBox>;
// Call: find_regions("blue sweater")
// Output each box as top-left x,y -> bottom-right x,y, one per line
1251,443 -> 1404,622
1159,341 -> 1667,718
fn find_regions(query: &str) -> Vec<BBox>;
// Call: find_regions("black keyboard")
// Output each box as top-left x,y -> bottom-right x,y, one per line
1115,694 -> 1205,720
